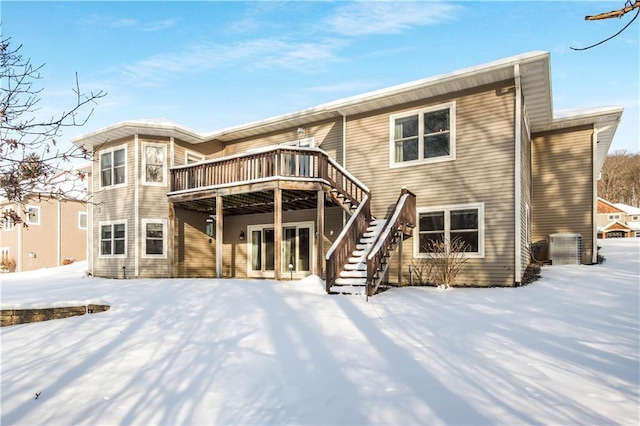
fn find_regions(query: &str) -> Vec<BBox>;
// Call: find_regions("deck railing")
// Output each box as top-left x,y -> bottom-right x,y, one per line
366,188 -> 416,296
170,147 -> 368,206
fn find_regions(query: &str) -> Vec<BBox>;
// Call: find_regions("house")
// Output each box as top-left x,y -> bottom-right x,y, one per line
596,198 -> 636,238
72,51 -> 623,294
614,203 -> 640,236
596,198 -> 640,238
0,172 -> 88,272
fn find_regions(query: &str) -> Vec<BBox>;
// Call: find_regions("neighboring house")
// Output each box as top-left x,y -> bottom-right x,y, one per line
72,51 -> 622,294
613,201 -> 640,237
0,172 -> 88,272
596,198 -> 636,238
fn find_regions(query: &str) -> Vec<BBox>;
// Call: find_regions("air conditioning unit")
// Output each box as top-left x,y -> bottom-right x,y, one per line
548,233 -> 582,265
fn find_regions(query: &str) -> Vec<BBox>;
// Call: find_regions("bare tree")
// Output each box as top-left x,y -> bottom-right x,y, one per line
1,36 -> 106,225
598,150 -> 640,207
572,0 -> 640,50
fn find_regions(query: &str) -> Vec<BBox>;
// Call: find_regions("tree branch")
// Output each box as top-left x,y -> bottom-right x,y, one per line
585,0 -> 640,20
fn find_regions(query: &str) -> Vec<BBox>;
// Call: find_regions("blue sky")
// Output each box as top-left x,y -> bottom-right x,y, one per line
3,1 -> 638,153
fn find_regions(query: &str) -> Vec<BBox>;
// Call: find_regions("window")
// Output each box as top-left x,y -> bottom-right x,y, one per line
3,207 -> 15,231
142,219 -> 167,257
185,151 -> 205,188
632,215 -> 639,221
78,212 -> 88,229
185,151 -> 205,164
415,203 -> 484,258
100,146 -> 126,188
391,102 -> 455,167
26,205 -> 40,225
143,143 -> 166,185
608,213 -> 621,221
100,222 -> 126,256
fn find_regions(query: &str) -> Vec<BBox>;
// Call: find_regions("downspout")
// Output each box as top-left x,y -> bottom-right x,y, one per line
591,127 -> 598,264
88,161 -> 94,275
514,64 -> 523,285
17,203 -> 22,272
57,197 -> 61,266
134,134 -> 140,277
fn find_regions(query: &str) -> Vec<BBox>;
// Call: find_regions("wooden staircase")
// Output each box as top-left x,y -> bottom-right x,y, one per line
326,188 -> 416,297
329,219 -> 386,294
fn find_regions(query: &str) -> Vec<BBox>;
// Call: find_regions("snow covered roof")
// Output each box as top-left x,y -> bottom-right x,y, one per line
72,51 -> 622,172
614,203 -> 640,215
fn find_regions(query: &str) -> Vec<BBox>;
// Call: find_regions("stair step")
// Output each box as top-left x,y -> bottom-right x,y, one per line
344,262 -> 366,271
329,285 -> 365,295
335,277 -> 366,286
340,270 -> 367,278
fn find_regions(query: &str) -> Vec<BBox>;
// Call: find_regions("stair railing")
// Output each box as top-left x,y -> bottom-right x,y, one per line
325,195 -> 372,293
366,188 -> 416,297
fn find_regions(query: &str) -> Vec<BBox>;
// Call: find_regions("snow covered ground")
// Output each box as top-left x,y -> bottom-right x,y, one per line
1,238 -> 638,425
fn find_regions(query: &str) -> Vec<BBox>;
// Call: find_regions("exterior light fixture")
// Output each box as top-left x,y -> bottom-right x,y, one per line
239,231 -> 245,241
205,214 -> 216,237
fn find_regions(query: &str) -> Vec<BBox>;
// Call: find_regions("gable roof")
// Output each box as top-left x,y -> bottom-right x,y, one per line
73,51 -> 622,172
613,203 -> 640,215
597,198 -> 626,214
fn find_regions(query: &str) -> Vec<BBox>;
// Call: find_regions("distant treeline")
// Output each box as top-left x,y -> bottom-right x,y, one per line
598,150 -> 640,207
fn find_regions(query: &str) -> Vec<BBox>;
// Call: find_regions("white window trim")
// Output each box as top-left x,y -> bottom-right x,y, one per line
3,207 -> 15,231
141,219 -> 168,259
389,101 -> 456,169
414,202 -> 485,259
184,150 -> 205,165
98,220 -> 128,258
25,205 -> 41,225
607,213 -> 621,221
142,142 -> 167,186
78,211 -> 88,230
99,144 -> 128,190
247,221 -> 315,278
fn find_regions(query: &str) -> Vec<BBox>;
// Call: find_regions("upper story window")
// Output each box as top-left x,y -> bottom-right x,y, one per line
608,213 -> 621,221
185,150 -> 205,164
415,203 -> 484,258
3,207 -> 14,231
100,146 -> 127,188
632,215 -> 639,221
26,205 -> 40,225
143,143 -> 166,185
390,102 -> 456,168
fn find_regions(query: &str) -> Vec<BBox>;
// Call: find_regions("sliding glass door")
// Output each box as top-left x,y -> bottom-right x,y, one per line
248,222 -> 313,277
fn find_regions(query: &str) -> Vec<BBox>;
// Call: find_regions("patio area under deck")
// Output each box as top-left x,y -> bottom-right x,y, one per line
167,147 -> 369,280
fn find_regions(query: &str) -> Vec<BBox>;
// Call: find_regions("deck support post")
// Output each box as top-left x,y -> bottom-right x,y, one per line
316,190 -> 325,278
168,201 -> 175,278
216,195 -> 223,278
397,231 -> 403,287
274,188 -> 282,280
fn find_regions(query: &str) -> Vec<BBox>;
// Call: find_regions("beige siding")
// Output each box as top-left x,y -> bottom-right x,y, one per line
173,207 -> 216,277
173,138 -> 224,166
173,205 -> 342,279
346,82 -> 518,286
222,119 -> 344,164
532,126 -> 594,264
91,137 -> 137,278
